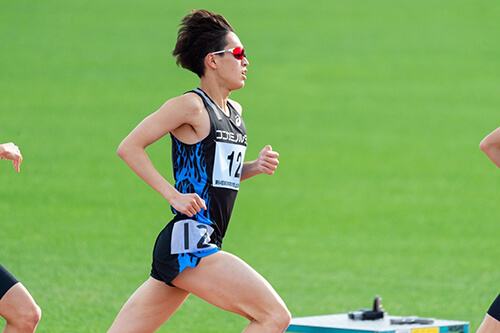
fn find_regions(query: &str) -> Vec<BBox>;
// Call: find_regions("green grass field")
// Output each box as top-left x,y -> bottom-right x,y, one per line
1,0 -> 499,332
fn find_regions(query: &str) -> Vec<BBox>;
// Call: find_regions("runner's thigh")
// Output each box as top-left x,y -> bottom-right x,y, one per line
0,283 -> 38,321
172,251 -> 288,321
108,277 -> 190,333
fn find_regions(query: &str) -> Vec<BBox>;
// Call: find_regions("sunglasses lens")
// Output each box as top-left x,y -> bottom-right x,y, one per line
232,46 -> 245,60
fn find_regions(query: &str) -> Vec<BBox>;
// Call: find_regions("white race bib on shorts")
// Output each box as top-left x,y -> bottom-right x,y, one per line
171,219 -> 218,254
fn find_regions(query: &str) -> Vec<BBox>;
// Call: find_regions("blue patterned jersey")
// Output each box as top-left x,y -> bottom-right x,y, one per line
170,88 -> 247,246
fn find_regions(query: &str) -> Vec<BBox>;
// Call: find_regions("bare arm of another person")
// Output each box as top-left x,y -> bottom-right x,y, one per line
480,127 -> 500,167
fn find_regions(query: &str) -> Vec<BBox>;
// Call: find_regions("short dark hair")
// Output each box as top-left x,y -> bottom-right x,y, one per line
172,9 -> 235,78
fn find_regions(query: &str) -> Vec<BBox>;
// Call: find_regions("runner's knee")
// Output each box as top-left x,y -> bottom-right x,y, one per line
273,305 -> 292,331
253,304 -> 291,332
10,303 -> 41,332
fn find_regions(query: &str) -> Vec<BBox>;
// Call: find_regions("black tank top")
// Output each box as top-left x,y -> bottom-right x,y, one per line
170,88 -> 247,245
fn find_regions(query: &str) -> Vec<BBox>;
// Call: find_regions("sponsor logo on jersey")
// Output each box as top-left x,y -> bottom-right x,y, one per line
234,114 -> 242,127
216,130 -> 247,145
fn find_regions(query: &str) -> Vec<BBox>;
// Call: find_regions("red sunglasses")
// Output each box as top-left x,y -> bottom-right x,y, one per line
211,46 -> 246,60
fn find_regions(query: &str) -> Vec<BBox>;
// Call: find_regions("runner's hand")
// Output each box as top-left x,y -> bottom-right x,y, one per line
256,145 -> 279,175
169,192 -> 207,217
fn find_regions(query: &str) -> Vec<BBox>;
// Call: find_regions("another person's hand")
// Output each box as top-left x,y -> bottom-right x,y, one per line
0,142 -> 23,172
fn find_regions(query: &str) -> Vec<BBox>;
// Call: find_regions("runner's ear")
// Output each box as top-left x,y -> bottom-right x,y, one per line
205,53 -> 218,70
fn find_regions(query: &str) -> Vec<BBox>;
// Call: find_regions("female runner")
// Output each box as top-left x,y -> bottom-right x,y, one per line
107,9 -> 291,333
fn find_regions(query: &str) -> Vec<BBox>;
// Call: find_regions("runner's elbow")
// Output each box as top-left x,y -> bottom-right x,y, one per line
479,139 -> 490,153
117,141 -> 130,160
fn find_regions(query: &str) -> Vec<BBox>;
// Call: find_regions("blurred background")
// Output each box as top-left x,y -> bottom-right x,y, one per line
1,0 -> 499,331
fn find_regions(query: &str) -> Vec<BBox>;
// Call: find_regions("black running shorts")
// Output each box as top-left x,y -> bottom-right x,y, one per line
0,264 -> 19,300
151,217 -> 221,287
488,294 -> 500,321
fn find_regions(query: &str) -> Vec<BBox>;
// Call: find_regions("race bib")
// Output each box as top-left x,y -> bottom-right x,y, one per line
171,219 -> 218,254
212,142 -> 246,190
